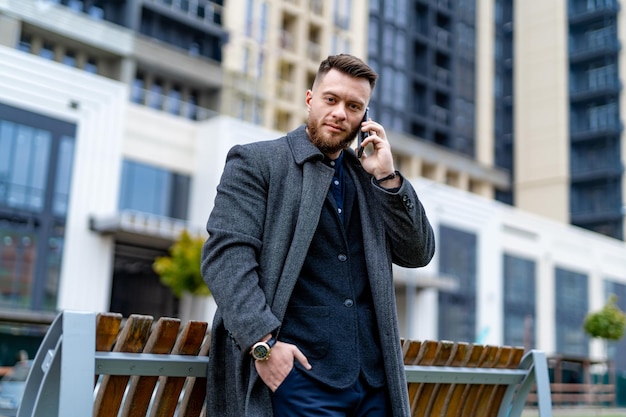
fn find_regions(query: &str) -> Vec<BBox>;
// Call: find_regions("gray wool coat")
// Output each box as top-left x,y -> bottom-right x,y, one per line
201,125 -> 435,417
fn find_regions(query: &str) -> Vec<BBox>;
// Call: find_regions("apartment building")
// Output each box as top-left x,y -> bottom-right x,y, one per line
367,0 -> 623,241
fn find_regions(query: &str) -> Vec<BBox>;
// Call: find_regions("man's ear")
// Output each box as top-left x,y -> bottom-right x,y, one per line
305,89 -> 312,111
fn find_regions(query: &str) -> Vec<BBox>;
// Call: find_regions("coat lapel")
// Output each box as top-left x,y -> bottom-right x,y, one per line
270,127 -> 334,322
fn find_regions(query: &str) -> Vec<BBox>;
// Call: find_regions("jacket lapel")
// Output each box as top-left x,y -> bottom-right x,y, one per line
271,127 -> 334,322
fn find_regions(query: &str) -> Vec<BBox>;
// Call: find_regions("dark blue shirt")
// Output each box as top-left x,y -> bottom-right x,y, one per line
325,152 -> 344,223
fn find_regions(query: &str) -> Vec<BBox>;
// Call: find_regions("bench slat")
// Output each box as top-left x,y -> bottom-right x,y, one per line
95,314 -> 154,417
177,334 -> 211,417
425,342 -> 468,417
121,317 -> 181,417
148,320 -> 209,417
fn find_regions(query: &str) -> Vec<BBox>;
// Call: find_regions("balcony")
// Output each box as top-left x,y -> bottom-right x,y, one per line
276,79 -> 295,101
280,30 -> 296,52
569,77 -> 621,102
569,1 -> 619,26
309,0 -> 323,15
433,27 -> 451,49
570,207 -> 623,225
570,163 -> 623,183
307,41 -> 321,63
430,105 -> 450,125
433,66 -> 451,87
130,87 -> 218,121
570,120 -> 622,142
569,37 -> 620,63
147,0 -> 225,26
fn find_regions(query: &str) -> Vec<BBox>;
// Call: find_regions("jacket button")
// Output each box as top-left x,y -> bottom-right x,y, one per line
338,254 -> 347,262
343,299 -> 354,308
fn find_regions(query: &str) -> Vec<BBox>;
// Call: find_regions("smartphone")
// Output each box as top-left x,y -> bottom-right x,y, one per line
357,107 -> 370,158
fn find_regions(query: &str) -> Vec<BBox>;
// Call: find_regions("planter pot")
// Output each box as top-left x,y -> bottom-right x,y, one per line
179,293 -> 217,324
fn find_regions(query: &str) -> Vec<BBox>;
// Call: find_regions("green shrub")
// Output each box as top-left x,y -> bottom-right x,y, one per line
583,294 -> 626,341
153,230 -> 210,298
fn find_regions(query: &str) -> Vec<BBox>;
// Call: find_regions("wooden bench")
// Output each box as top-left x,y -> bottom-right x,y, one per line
17,311 -> 553,417
402,340 -> 552,417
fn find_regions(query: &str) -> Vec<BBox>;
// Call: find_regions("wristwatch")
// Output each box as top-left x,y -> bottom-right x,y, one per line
250,337 -> 277,361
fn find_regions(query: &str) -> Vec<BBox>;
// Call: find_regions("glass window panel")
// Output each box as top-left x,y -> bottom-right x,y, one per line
131,76 -> 145,104
43,226 -> 65,310
438,225 -> 477,342
18,35 -> 31,53
604,280 -> 626,370
503,254 -> 536,348
555,267 -> 589,356
245,0 -> 254,37
68,0 -> 84,12
166,88 -> 182,116
148,81 -> 164,109
53,136 -> 75,216
0,229 -> 36,309
39,43 -> 54,60
29,131 -> 51,210
0,122 -> 14,182
119,161 -> 171,217
84,58 -> 98,74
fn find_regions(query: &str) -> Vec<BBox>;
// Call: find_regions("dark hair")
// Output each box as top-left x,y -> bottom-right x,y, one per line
314,54 -> 378,90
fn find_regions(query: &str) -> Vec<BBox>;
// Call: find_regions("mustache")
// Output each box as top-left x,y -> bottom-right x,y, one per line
307,121 -> 360,155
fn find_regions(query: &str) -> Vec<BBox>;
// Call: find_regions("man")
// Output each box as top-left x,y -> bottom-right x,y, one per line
201,54 -> 435,417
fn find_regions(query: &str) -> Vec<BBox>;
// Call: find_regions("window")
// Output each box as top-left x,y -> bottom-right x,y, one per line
17,34 -> 31,53
438,225 -> 477,342
68,0 -> 84,13
588,64 -> 616,90
555,267 -> 589,356
131,75 -> 145,104
166,87 -> 182,116
503,254 -> 536,348
148,80 -> 164,110
605,280 -> 626,371
62,51 -> 76,68
588,102 -> 617,131
83,58 -> 98,74
0,103 -> 76,311
333,0 -> 351,29
118,160 -> 190,220
245,0 -> 254,37
258,1 -> 268,43
0,123 -> 51,212
39,43 -> 55,60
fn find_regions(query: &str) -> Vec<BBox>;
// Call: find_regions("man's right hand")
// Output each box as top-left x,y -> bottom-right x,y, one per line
254,341 -> 311,392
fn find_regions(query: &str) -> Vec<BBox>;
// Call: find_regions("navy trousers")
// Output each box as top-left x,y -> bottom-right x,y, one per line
271,367 -> 390,417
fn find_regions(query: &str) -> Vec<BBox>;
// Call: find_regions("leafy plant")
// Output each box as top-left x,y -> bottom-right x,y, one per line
153,230 -> 210,298
583,294 -> 626,341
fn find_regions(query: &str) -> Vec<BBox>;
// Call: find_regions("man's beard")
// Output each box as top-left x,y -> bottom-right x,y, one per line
307,120 -> 360,156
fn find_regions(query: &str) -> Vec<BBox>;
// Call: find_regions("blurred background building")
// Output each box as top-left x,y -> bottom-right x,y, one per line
0,0 -> 626,404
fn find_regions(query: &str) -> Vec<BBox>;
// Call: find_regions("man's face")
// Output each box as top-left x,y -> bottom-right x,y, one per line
305,69 -> 372,157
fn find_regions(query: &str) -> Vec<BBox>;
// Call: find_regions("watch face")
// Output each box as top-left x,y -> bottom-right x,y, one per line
252,343 -> 270,360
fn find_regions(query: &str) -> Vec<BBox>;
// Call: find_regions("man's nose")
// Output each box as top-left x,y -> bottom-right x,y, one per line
331,103 -> 347,120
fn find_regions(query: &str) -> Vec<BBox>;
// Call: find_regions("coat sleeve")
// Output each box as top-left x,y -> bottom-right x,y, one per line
201,144 -> 281,352
371,172 -> 436,268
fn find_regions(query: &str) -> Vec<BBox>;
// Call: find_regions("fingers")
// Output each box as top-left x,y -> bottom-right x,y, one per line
361,120 -> 386,141
293,347 -> 312,370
